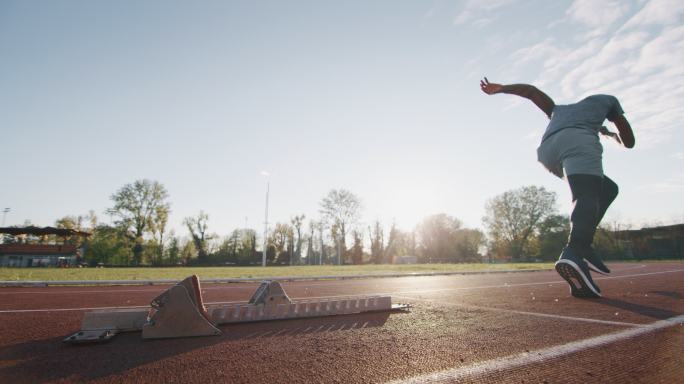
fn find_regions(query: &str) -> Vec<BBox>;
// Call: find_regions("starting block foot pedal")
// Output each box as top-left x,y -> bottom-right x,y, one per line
142,275 -> 221,339
63,329 -> 118,344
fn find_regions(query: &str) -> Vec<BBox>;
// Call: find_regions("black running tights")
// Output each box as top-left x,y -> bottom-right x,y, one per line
566,174 -> 619,248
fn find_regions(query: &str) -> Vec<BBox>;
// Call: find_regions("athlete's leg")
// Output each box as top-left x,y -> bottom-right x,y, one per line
566,174 -> 616,275
567,174 -> 602,250
596,175 -> 619,226
555,173 -> 604,297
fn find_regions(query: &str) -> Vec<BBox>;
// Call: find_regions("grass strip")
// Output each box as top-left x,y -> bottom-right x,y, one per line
0,263 -> 553,282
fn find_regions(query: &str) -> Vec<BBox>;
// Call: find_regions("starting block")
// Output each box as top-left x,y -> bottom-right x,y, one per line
64,275 -> 410,344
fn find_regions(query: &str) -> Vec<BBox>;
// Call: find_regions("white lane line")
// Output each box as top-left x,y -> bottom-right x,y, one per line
0,305 -> 150,313
0,268 -> 681,314
615,263 -> 647,271
597,269 -> 684,281
0,285 -> 257,295
386,268 -> 684,297
387,314 -> 684,384
0,288 -> 166,295
394,295 -> 645,328
0,266 -> 676,296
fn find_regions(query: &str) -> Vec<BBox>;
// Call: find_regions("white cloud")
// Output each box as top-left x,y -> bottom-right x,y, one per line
471,17 -> 496,28
564,0 -> 632,39
506,0 -> 684,148
453,0 -> 519,26
566,0 -> 631,27
631,25 -> 684,76
620,0 -> 684,29
423,2 -> 437,19
510,38 -> 562,67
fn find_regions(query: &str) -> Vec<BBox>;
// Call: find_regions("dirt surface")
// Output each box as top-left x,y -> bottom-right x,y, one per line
0,262 -> 682,383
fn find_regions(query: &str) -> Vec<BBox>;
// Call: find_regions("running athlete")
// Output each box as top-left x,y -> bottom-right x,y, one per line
480,77 -> 635,298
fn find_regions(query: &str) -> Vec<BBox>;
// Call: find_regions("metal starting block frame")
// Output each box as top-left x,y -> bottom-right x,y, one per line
64,275 -> 410,344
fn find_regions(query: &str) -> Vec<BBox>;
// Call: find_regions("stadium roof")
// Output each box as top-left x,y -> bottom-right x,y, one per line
0,226 -> 91,237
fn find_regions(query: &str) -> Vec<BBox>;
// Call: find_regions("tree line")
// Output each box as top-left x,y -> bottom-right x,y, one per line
4,179 -> 630,266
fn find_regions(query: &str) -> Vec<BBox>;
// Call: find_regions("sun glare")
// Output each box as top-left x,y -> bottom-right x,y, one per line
380,182 -> 441,229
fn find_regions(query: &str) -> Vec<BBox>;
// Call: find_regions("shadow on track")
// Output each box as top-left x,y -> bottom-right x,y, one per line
0,311 -> 394,383
597,298 -> 681,320
649,290 -> 683,300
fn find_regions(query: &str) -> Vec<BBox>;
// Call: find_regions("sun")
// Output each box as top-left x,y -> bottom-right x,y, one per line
380,182 -> 441,229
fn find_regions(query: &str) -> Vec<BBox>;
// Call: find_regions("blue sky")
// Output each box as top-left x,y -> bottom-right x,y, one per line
1,0 -> 683,237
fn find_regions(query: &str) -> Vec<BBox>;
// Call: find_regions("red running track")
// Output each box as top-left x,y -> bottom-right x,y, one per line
0,262 -> 682,383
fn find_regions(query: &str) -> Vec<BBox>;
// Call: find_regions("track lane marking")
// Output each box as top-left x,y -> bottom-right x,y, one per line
394,295 -> 645,327
0,263 -> 653,293
4,266 -> 671,296
0,265 -> 670,296
0,285 -> 258,295
387,268 -> 684,296
386,314 -> 684,384
0,305 -> 150,313
0,268 -> 681,313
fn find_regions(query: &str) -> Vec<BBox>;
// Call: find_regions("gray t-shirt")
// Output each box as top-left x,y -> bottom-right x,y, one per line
542,94 -> 624,141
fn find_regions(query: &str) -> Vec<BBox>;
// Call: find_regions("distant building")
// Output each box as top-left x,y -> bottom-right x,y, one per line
615,223 -> 684,259
0,226 -> 90,267
394,255 -> 418,264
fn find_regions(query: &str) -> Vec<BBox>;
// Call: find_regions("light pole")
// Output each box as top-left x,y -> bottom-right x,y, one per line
1,208 -> 9,244
261,172 -> 270,267
1,208 -> 9,227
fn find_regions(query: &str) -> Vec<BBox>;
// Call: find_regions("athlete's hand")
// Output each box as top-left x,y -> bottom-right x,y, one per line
605,132 -> 622,144
480,77 -> 503,95
599,126 -> 622,145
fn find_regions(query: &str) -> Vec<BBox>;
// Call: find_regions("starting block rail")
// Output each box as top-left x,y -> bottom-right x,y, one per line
64,275 -> 410,344
208,296 -> 395,324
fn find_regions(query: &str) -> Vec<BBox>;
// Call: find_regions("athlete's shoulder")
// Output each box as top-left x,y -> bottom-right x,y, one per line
585,94 -> 618,102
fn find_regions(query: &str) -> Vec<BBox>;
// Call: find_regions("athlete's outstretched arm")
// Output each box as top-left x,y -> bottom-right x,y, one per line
609,114 -> 635,148
480,77 -> 555,119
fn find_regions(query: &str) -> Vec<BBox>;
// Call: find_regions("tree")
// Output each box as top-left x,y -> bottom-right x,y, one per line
55,211 -> 97,247
84,225 -> 131,266
55,216 -> 79,230
184,211 -> 212,264
54,215 -> 81,246
167,234 -> 180,266
291,214 -> 305,265
483,186 -> 557,261
368,220 -> 384,264
306,221 -> 316,265
270,222 -> 294,265
330,222 -> 345,264
416,214 -> 463,263
319,189 -> 362,264
452,228 -> 485,262
593,222 -> 630,261
150,204 -> 170,266
315,220 -> 326,264
535,214 -> 570,261
384,222 -> 400,264
215,231 -> 241,265
350,230 -> 364,264
238,229 -> 258,265
180,239 -> 196,265
108,179 -> 170,265
385,225 -> 422,263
